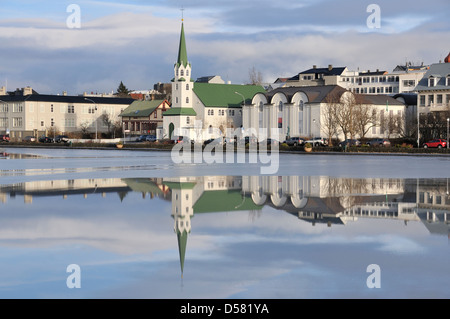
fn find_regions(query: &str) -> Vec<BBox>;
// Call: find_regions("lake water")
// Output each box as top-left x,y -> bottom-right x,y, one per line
0,147 -> 449,299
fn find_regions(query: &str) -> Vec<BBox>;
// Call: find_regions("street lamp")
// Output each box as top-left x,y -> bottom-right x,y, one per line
84,98 -> 98,140
447,118 -> 449,149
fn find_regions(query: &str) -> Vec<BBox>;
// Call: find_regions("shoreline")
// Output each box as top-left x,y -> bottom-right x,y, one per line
2,143 -> 450,158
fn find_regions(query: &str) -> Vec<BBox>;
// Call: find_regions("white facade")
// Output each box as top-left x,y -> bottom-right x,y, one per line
0,92 -> 132,141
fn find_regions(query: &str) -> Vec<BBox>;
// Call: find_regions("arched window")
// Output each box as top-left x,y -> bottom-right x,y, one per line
186,84 -> 189,90
176,97 -> 178,103
186,97 -> 189,103
175,84 -> 178,90
278,101 -> 283,129
259,101 -> 264,112
299,101 -> 304,134
186,117 -> 190,124
259,102 -> 264,129
186,69 -> 189,76
180,69 -> 184,76
278,101 -> 283,112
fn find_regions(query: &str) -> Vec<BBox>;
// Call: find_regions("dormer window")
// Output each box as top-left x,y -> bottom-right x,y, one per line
429,77 -> 435,87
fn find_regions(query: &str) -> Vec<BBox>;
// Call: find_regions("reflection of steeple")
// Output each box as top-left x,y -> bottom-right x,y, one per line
177,229 -> 188,278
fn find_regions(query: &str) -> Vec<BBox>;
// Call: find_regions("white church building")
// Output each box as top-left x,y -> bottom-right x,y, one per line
163,20 -> 406,143
162,21 -> 265,142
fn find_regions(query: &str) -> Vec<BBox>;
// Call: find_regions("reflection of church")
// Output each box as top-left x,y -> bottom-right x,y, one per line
1,176 -> 449,276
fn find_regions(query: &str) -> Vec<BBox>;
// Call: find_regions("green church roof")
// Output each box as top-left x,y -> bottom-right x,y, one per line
193,83 -> 266,108
193,189 -> 263,213
119,100 -> 166,117
163,108 -> 197,116
177,23 -> 189,68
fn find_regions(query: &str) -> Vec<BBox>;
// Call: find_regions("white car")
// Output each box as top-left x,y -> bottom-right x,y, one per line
305,137 -> 328,147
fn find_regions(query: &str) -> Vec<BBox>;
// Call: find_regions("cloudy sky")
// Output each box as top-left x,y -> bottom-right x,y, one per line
0,0 -> 449,96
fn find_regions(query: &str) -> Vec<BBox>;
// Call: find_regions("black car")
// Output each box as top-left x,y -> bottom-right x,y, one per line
135,135 -> 149,142
39,136 -> 54,143
55,135 -> 69,143
145,135 -> 157,142
338,139 -> 361,147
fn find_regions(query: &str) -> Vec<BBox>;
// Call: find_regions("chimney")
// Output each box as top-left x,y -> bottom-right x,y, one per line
313,65 -> 317,69
328,64 -> 333,71
0,86 -> 6,96
63,91 -> 67,96
23,87 -> 33,96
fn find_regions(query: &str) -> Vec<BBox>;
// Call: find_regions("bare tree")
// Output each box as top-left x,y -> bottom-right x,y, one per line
101,112 -> 113,137
353,99 -> 377,140
248,66 -> 264,85
334,92 -> 358,141
321,95 -> 340,146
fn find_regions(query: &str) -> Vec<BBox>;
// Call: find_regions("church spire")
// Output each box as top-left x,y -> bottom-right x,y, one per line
177,22 -> 188,68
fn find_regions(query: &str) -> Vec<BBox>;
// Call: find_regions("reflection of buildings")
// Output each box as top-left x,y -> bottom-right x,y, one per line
1,175 -> 449,277
0,178 -> 170,204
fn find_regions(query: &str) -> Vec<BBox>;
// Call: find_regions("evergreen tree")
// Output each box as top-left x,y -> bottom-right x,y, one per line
116,81 -> 130,97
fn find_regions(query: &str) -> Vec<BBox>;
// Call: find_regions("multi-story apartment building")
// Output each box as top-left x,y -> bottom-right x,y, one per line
414,57 -> 450,114
282,64 -> 428,96
0,87 -> 133,141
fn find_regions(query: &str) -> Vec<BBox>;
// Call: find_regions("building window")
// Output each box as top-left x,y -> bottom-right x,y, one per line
186,69 -> 189,77
51,118 -> 54,126
13,103 -> 23,113
186,117 -> 190,124
154,110 -> 158,118
176,97 -> 178,104
429,77 -> 435,87
186,97 -> 189,103
68,105 -> 74,113
403,80 -> 415,87
437,94 -> 443,105
180,69 -> 184,76
176,84 -> 178,90
420,95 -> 426,107
41,121 -> 44,127
278,101 -> 283,112
51,104 -> 54,112
428,95 -> 434,106
12,117 -> 23,127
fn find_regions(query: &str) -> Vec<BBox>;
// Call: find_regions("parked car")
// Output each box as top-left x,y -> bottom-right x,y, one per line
423,139 -> 447,149
366,138 -> 391,147
145,135 -> 157,142
283,137 -> 305,146
305,137 -> 328,147
135,135 -> 149,142
38,136 -> 54,143
0,134 -> 10,142
22,136 -> 36,142
55,135 -> 69,143
338,139 -> 361,147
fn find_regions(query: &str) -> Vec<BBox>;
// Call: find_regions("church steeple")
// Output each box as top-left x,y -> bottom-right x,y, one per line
177,22 -> 188,68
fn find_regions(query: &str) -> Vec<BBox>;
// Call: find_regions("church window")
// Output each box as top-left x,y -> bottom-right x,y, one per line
180,69 -> 184,76
186,84 -> 189,90
186,117 -> 190,124
186,69 -> 189,76
186,97 -> 189,103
